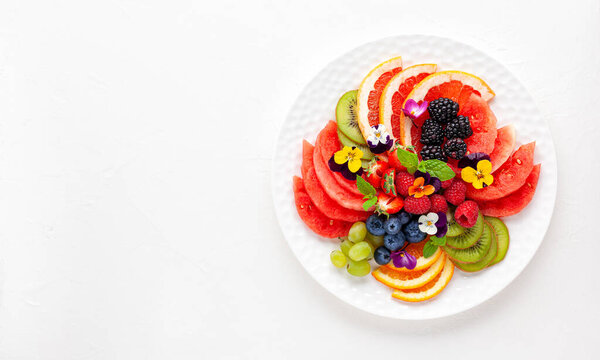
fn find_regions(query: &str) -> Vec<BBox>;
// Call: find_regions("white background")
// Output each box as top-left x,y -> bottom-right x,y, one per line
0,0 -> 598,359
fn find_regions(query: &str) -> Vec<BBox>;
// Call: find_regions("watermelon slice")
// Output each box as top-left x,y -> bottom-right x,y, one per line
479,164 -> 541,217
459,93 -> 497,155
489,125 -> 516,173
292,176 -> 352,238
316,121 -> 362,196
301,140 -> 371,222
467,142 -> 536,201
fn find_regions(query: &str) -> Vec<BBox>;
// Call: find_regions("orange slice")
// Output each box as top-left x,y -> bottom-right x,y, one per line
372,253 -> 446,290
356,57 -> 403,140
392,255 -> 455,302
379,64 -> 437,140
398,71 -> 495,147
383,240 -> 441,272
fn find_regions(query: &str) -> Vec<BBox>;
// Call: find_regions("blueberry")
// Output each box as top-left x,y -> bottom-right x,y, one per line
397,211 -> 411,225
366,214 -> 386,236
384,217 -> 401,235
384,232 -> 406,251
403,220 -> 427,243
374,246 -> 391,265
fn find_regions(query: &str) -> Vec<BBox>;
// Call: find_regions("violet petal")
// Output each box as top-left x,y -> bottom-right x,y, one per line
328,155 -> 345,172
458,152 -> 491,169
435,212 -> 448,238
405,253 -> 418,270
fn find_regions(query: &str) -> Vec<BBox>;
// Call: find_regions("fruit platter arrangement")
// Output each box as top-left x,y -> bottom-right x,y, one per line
292,56 -> 541,303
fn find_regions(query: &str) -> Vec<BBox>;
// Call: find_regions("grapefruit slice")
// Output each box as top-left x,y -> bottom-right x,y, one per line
301,140 -> 371,222
372,253 -> 446,290
466,142 -> 536,201
489,125 -> 516,172
356,57 -> 403,139
379,64 -> 438,140
479,164 -> 541,217
397,71 -> 495,148
383,240 -> 441,272
316,121 -> 362,196
391,255 -> 454,302
292,176 -> 352,238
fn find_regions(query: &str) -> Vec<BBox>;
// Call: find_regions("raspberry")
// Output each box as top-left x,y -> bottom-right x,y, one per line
395,171 -> 414,197
455,200 -> 479,228
441,179 -> 453,189
444,138 -> 467,160
428,97 -> 459,124
444,180 -> 467,206
445,115 -> 473,139
420,119 -> 444,145
404,196 -> 431,215
429,194 -> 448,213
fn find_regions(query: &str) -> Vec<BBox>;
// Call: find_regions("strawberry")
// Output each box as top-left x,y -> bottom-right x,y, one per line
366,159 -> 389,189
382,168 -> 396,196
377,192 -> 404,215
387,147 -> 407,171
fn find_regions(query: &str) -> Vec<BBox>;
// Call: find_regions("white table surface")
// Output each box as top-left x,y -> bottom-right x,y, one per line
0,0 -> 598,359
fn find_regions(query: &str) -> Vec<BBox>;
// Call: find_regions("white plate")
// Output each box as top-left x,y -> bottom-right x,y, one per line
272,35 -> 557,319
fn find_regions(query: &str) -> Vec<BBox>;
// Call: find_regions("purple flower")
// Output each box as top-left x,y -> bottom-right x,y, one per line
328,155 -> 363,180
414,170 -> 441,192
402,99 -> 428,120
458,152 -> 491,169
435,211 -> 448,238
391,250 -> 417,270
366,124 -> 393,154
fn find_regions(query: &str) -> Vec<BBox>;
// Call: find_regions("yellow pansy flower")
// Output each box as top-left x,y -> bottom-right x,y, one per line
334,146 -> 364,173
461,159 -> 494,189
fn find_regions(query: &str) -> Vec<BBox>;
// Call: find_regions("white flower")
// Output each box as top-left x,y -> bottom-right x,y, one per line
367,124 -> 390,147
418,212 -> 439,235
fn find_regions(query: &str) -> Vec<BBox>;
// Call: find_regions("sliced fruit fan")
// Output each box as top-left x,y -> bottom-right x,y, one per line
292,56 -> 541,303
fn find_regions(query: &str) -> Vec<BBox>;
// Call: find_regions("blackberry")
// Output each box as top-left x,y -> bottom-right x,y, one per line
420,145 -> 447,162
420,119 -> 444,145
445,115 -> 473,139
444,138 -> 467,160
428,97 -> 459,124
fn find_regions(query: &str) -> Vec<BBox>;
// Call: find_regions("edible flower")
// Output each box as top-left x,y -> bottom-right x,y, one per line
402,99 -> 428,120
391,250 -> 417,270
461,159 -> 494,189
366,124 -> 393,154
408,176 -> 435,198
458,152 -> 491,169
418,211 -> 448,238
328,146 -> 364,180
414,170 -> 441,193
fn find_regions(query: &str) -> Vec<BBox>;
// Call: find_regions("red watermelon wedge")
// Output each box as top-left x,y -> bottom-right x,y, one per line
459,93 -> 498,155
467,142 -> 536,201
301,140 -> 371,222
479,164 -> 541,217
489,125 -> 516,173
292,176 -> 352,238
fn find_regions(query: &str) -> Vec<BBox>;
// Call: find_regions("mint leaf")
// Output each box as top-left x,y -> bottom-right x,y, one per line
423,240 -> 438,258
431,235 -> 446,246
396,148 -> 419,171
356,176 -> 377,197
362,196 -> 377,211
420,160 -> 456,181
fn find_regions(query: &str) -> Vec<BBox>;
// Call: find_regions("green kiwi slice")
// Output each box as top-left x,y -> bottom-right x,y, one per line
453,223 -> 497,272
445,212 -> 484,249
336,90 -> 367,145
443,222 -> 493,264
485,216 -> 510,266
337,129 -> 374,160
446,209 -> 466,237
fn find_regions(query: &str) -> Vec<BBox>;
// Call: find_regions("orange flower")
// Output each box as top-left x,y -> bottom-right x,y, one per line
408,177 -> 435,198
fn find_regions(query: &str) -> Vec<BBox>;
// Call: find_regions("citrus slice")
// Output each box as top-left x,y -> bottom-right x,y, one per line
356,57 -> 403,139
383,240 -> 441,272
379,64 -> 438,140
397,70 -> 495,147
391,255 -> 455,302
372,253 -> 446,290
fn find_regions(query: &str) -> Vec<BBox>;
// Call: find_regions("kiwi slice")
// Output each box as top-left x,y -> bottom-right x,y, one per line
485,217 -> 510,266
337,129 -> 374,160
445,212 -> 484,249
336,90 -> 367,145
443,222 -> 493,264
453,223 -> 497,272
446,210 -> 466,237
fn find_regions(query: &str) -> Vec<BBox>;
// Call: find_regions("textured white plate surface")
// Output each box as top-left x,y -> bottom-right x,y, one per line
272,35 -> 557,319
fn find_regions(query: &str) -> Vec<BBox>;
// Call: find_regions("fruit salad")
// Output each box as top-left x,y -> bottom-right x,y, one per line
292,57 -> 541,303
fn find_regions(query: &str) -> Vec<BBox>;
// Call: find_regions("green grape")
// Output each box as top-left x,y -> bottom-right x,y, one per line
366,232 -> 384,248
365,241 -> 375,260
340,239 -> 354,256
347,259 -> 371,277
330,250 -> 347,268
348,241 -> 371,261
348,222 -> 367,243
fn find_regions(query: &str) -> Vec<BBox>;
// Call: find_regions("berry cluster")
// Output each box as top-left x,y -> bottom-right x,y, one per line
420,98 -> 473,161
